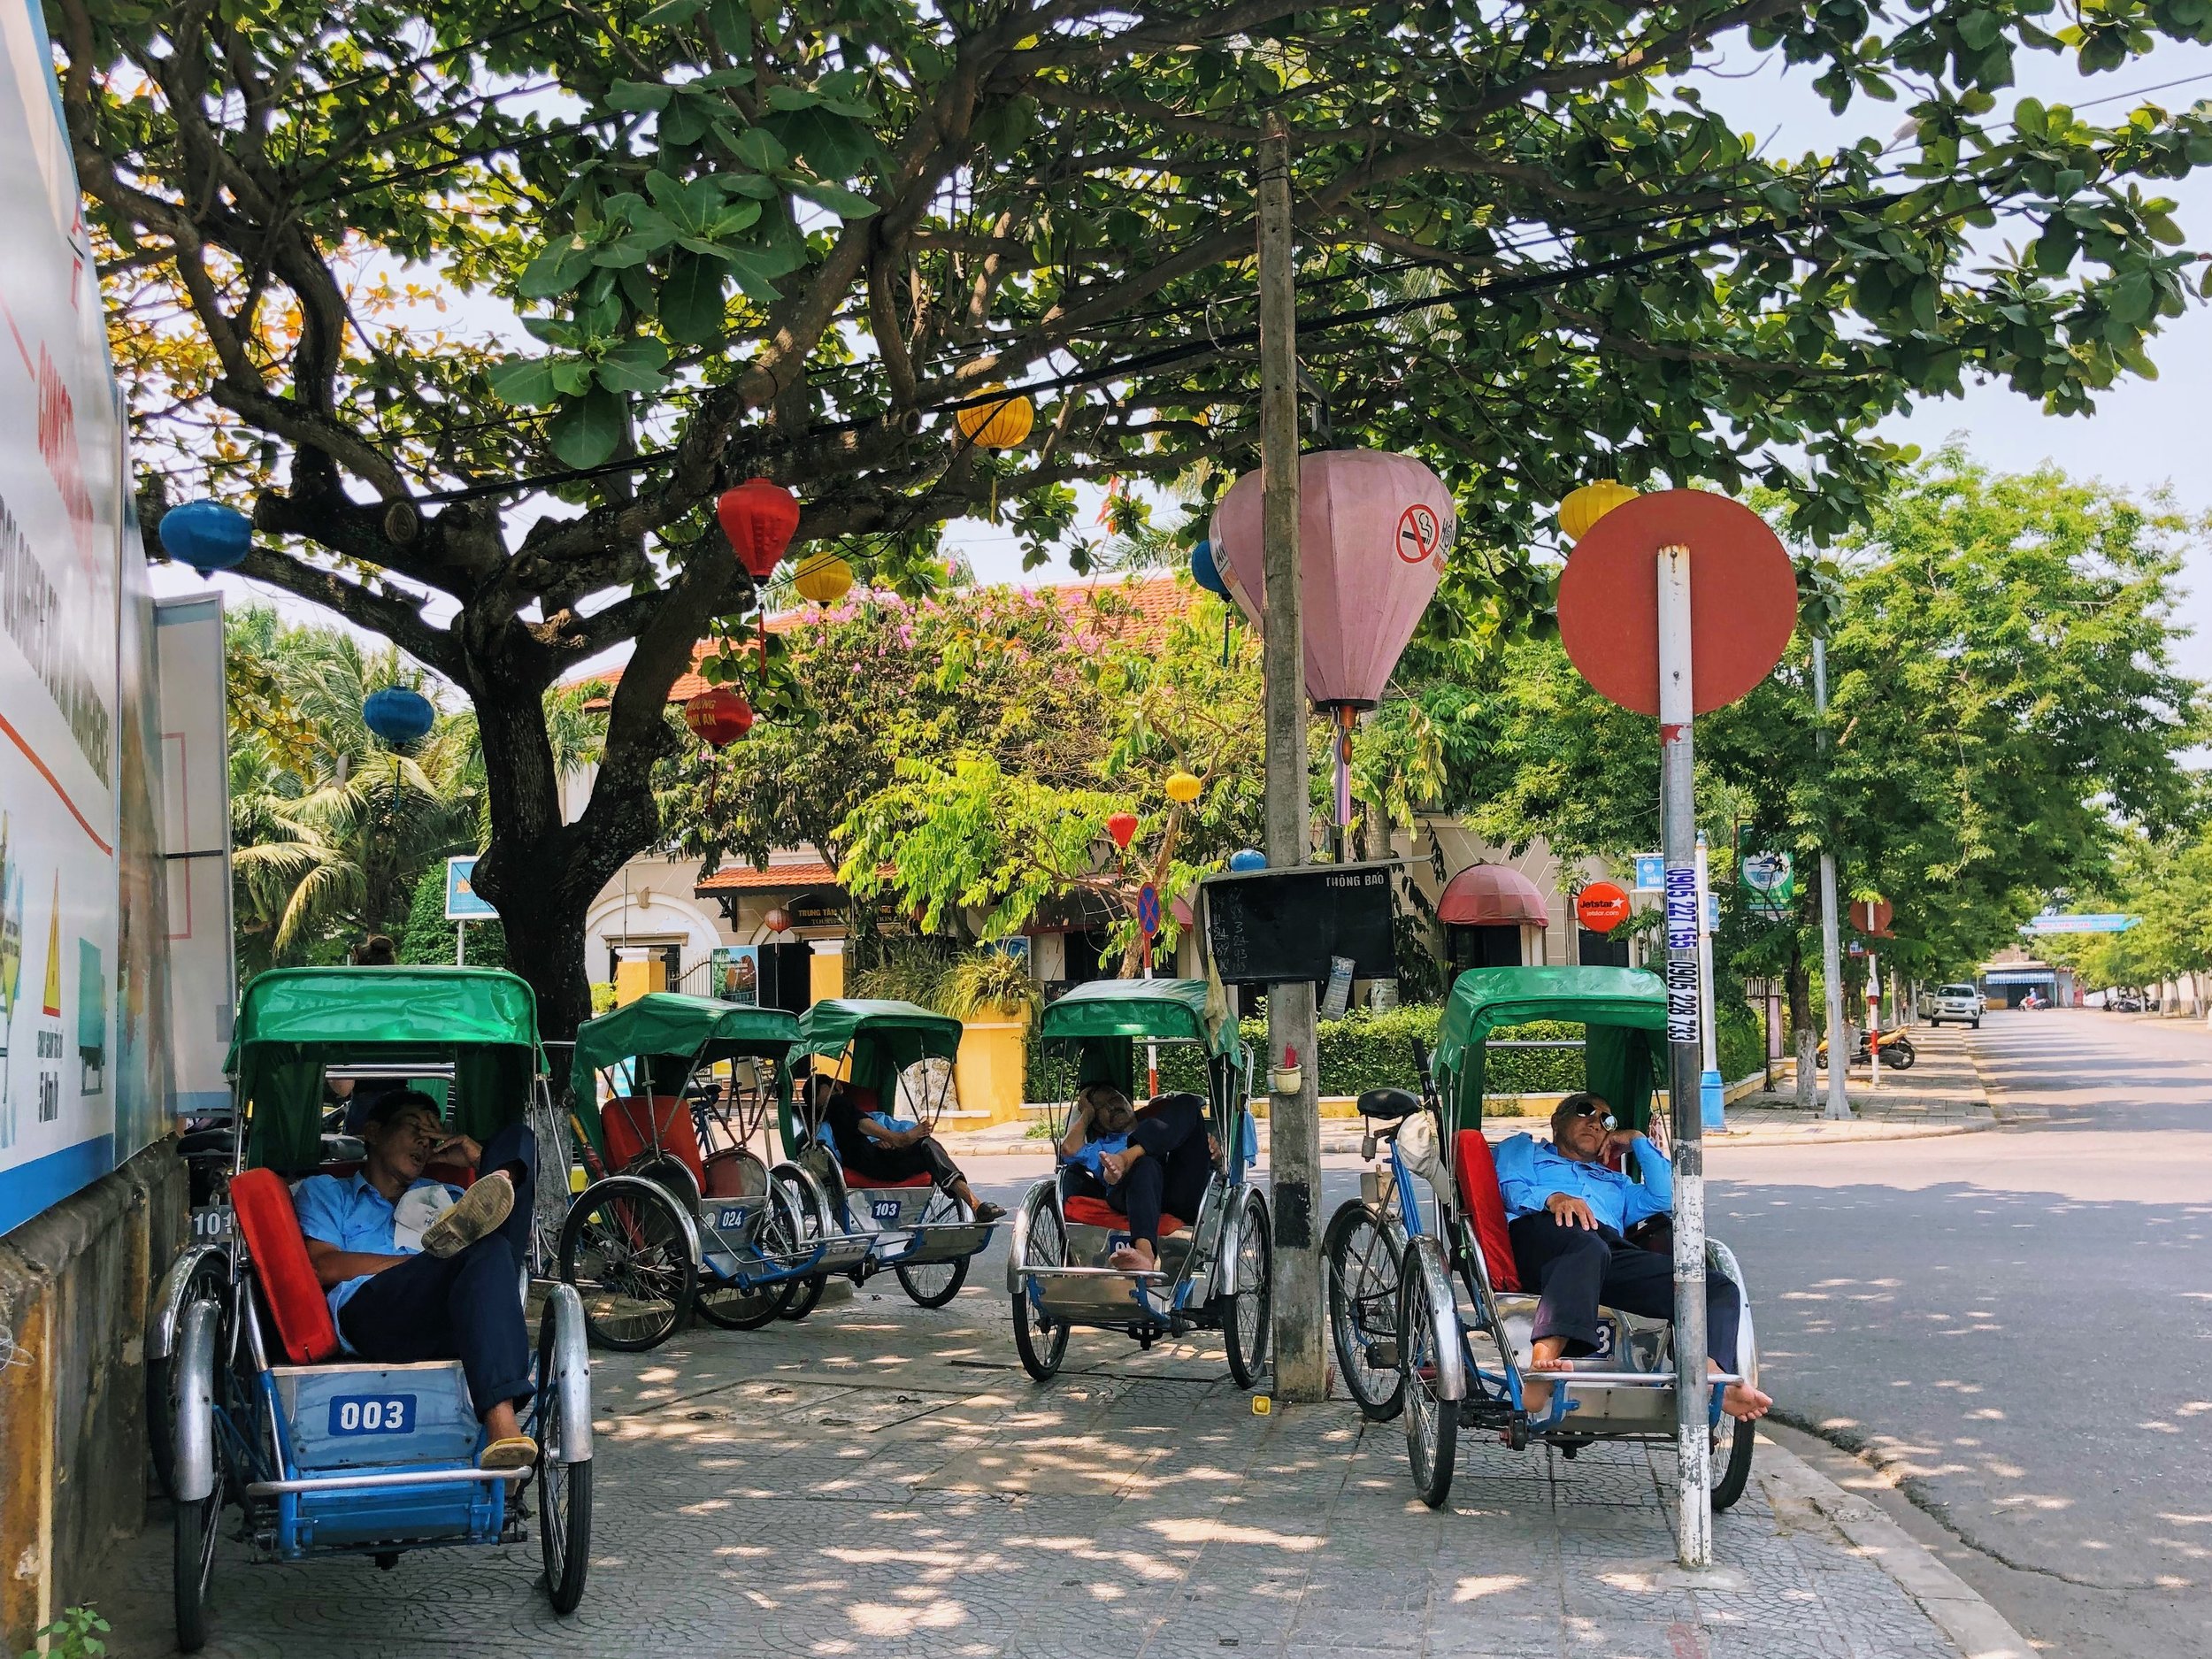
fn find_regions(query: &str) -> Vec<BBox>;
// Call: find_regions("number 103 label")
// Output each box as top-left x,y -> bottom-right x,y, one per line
329,1394 -> 417,1435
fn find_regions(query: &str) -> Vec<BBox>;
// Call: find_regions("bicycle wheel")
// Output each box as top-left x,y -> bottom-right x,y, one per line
695,1183 -> 799,1330
535,1302 -> 593,1612
1223,1190 -> 1271,1391
894,1190 -> 971,1308
148,1252 -> 229,1502
772,1162 -> 833,1321
1325,1200 -> 1404,1421
1710,1333 -> 1761,1511
1012,1192 -> 1071,1382
558,1176 -> 697,1351
1398,1239 -> 1457,1509
171,1301 -> 224,1654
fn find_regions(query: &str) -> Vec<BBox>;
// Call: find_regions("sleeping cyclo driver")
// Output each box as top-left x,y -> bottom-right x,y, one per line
1061,1083 -> 1218,1273
292,1090 -> 541,1469
1493,1092 -> 1772,1423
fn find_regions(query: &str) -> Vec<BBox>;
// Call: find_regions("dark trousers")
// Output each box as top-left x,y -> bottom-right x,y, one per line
1074,1094 -> 1212,1245
339,1123 -> 535,1420
841,1133 -> 964,1194
1507,1210 -> 1741,1371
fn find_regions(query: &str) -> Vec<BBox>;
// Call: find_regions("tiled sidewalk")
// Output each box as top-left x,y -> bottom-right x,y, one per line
86,1284 -> 1998,1658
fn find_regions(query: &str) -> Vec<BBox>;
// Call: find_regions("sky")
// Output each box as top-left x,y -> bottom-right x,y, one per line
151,32 -> 2212,685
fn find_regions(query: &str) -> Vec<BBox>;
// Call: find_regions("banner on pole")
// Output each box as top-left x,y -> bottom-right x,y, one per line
1665,957 -> 1700,1044
1664,865 -> 1698,950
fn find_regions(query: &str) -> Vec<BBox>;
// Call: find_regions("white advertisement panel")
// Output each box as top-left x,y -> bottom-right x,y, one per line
0,0 -> 156,1234
157,595 -> 233,1118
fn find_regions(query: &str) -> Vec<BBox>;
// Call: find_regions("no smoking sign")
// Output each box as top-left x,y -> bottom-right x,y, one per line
1396,502 -> 1444,565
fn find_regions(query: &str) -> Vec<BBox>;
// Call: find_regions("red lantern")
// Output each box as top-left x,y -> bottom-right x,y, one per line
1106,811 -> 1140,850
716,478 -> 801,579
683,687 -> 755,748
763,908 -> 792,933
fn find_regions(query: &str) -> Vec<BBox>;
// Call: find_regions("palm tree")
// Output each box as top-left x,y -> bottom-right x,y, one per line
228,611 -> 481,973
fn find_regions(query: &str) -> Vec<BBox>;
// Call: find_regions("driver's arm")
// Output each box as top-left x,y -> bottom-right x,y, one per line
1058,1101 -> 1092,1159
303,1235 -> 410,1287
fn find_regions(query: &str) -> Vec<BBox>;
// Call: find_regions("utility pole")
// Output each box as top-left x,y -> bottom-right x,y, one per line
1657,546 -> 1712,1568
1256,115 -> 1323,1403
1811,637 -> 1850,1120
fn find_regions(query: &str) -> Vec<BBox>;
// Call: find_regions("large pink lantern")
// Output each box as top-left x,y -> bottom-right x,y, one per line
1209,449 -> 1454,844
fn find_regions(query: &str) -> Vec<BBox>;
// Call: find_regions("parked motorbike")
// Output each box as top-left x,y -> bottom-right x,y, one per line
1815,1025 -> 1916,1071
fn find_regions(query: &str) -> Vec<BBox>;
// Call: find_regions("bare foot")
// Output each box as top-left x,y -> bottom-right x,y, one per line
1523,1350 -> 1572,1420
1108,1242 -> 1156,1273
1720,1379 -> 1772,1421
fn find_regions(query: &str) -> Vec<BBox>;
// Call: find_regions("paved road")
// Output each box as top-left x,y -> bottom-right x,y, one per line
1704,1012 -> 2212,1659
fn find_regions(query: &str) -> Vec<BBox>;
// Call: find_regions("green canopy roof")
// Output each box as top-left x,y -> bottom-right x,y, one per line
227,967 -> 543,1173
231,966 -> 542,1062
1038,979 -> 1234,1058
1432,966 -> 1668,1133
797,998 -> 964,1059
571,993 -> 799,1097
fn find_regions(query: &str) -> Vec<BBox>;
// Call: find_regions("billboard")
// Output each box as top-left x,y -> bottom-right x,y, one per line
157,595 -> 230,1119
0,0 -> 170,1234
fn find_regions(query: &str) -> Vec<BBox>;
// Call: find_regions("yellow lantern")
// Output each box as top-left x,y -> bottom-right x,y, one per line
1558,480 -> 1640,546
793,553 -> 854,606
1164,769 -> 1202,804
955,388 -> 1034,449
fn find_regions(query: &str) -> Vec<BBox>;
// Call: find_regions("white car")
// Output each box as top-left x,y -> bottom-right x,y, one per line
1929,983 -> 1981,1028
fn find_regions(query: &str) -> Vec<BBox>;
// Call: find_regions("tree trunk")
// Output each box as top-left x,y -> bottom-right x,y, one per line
1786,945 -> 1816,1111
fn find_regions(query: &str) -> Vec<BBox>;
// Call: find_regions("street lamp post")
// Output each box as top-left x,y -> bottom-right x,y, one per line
1811,636 -> 1851,1120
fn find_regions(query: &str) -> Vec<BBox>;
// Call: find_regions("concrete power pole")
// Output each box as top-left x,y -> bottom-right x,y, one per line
1256,116 -> 1323,1402
1812,637 -> 1851,1120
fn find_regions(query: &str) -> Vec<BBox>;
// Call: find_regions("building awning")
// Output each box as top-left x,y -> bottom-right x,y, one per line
695,862 -> 843,895
1437,863 -> 1549,926
1984,970 -> 2056,985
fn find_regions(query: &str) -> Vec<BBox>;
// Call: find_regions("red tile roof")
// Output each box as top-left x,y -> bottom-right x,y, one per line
695,861 -> 893,894
583,572 -> 1192,703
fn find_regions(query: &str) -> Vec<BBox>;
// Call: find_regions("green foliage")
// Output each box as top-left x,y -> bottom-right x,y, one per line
844,937 -> 959,1010
1717,999 -> 1767,1085
396,865 -> 508,970
20,1607 -> 110,1659
940,949 -> 1043,1024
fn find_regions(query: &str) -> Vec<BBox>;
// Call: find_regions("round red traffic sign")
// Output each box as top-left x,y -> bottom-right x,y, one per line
1555,490 -> 1796,718
1576,880 -> 1632,933
1849,897 -> 1893,938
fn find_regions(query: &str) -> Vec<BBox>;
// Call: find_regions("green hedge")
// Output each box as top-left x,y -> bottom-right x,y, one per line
1025,1003 -> 1589,1102
1717,998 -> 1764,1082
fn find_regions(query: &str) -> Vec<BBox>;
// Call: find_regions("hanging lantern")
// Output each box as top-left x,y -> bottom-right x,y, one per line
1105,811 -> 1140,850
361,686 -> 435,745
1164,770 -> 1201,804
793,554 -> 854,606
1189,538 -> 1231,599
1228,849 -> 1267,872
716,478 -> 801,579
157,499 -> 252,574
763,907 -> 793,934
683,687 -> 755,748
1558,480 -> 1640,546
954,388 -> 1033,449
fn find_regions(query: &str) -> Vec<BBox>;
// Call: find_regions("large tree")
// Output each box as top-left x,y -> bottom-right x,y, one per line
64,0 -> 2212,1033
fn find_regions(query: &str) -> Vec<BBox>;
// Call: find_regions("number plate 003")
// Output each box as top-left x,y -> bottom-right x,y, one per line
328,1394 -> 417,1436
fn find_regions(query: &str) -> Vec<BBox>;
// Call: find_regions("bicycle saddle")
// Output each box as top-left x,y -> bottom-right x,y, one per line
1356,1087 -> 1422,1121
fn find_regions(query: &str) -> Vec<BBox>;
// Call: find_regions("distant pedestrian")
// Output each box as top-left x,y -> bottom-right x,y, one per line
352,934 -> 397,966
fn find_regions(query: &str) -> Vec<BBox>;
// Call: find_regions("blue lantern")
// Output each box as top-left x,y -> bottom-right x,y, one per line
1228,849 -> 1267,872
157,499 -> 253,574
362,687 -> 436,745
1190,538 -> 1231,599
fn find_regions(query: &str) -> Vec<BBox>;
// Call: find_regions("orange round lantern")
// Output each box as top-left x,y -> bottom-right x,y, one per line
1106,811 -> 1140,850
716,478 -> 801,579
683,686 -> 755,748
1575,880 -> 1632,933
763,907 -> 793,933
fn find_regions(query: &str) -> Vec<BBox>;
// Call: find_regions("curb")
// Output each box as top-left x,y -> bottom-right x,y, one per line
1755,1432 -> 2032,1659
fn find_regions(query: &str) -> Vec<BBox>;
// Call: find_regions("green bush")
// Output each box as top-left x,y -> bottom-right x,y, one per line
1717,996 -> 1764,1082
397,865 -> 506,969
1024,1003 -> 1593,1102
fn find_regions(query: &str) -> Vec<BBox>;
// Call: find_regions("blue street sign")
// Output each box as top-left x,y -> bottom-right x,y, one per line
444,856 -> 499,920
1632,853 -> 1664,893
2020,912 -> 2137,935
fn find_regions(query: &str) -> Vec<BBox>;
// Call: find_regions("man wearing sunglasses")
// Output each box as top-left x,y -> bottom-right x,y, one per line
1494,1092 -> 1771,1422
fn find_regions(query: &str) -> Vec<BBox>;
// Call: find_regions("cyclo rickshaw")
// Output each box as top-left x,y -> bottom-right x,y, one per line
1326,965 -> 1758,1509
142,967 -> 593,1650
783,997 -> 999,1307
558,991 -> 866,1348
1005,979 -> 1271,1386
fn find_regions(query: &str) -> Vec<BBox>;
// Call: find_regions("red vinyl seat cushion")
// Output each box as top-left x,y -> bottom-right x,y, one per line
231,1167 -> 342,1363
1452,1130 -> 1523,1294
604,1094 -> 705,1187
1063,1194 -> 1190,1236
845,1171 -> 935,1190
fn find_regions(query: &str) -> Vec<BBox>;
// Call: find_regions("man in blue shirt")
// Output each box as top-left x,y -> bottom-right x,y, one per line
1495,1092 -> 1770,1423
292,1090 -> 540,1468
